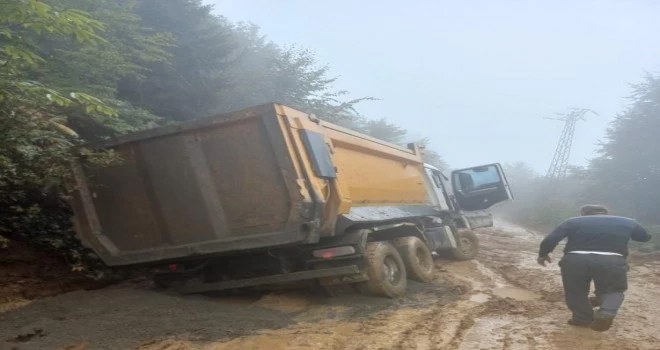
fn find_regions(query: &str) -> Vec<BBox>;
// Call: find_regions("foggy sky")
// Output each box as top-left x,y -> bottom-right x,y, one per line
206,0 -> 660,172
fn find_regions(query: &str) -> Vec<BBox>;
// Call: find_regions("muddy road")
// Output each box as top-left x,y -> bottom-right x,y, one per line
2,221 -> 659,350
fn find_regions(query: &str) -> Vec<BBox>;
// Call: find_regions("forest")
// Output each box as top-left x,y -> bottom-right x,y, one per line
1,0 -> 659,272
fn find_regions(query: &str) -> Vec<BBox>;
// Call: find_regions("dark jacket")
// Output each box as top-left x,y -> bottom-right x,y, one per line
538,215 -> 652,258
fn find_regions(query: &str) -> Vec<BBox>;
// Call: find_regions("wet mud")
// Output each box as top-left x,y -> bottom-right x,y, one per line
2,220 -> 659,349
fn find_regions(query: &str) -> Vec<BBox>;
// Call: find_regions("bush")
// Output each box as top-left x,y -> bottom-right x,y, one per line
0,185 -> 109,278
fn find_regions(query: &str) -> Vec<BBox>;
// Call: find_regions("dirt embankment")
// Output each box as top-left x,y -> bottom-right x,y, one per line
2,221 -> 659,350
0,240 -> 109,314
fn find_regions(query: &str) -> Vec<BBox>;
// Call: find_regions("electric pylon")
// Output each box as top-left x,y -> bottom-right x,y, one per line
545,108 -> 598,179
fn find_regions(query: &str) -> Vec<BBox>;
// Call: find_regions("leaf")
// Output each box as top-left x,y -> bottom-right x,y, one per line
49,121 -> 79,138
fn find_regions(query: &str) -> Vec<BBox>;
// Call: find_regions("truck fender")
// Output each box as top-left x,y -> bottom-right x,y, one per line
366,222 -> 430,247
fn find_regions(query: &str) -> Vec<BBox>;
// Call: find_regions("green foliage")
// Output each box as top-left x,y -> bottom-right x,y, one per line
0,0 -> 167,272
1,0 -> 117,190
116,0 -> 242,121
220,27 -> 373,122
587,74 -> 660,224
0,0 -> 167,193
358,118 -> 408,143
117,0 -> 371,122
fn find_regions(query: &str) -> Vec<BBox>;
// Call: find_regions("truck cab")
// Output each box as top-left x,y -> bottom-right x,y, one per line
423,163 -> 512,227
420,163 -> 513,260
71,103 -> 514,298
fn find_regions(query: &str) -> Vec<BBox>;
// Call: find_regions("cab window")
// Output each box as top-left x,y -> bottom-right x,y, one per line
453,165 -> 500,193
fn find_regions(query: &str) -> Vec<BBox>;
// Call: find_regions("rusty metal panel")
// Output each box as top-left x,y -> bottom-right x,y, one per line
137,134 -> 220,245
85,146 -> 164,251
71,104 -> 311,266
198,118 -> 291,235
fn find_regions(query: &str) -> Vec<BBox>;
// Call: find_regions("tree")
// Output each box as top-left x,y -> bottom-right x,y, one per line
0,0 -> 170,271
587,74 -> 660,223
358,118 -> 408,143
118,0 -> 368,122
117,0 -> 236,121
0,0 -> 117,191
215,23 -> 371,122
37,0 -> 173,136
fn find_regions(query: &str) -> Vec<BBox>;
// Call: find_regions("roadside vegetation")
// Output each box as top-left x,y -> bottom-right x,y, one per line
496,76 -> 660,251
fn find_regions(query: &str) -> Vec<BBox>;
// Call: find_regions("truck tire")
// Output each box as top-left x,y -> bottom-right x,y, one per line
449,230 -> 479,261
393,237 -> 435,283
359,242 -> 407,298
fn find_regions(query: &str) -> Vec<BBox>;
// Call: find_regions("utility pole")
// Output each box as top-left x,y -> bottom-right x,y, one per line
545,108 -> 598,179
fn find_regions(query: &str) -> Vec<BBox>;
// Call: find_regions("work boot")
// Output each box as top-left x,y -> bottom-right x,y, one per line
589,296 -> 601,308
591,314 -> 615,332
567,319 -> 592,328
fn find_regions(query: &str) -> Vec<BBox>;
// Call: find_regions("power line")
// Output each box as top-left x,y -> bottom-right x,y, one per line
545,108 -> 598,179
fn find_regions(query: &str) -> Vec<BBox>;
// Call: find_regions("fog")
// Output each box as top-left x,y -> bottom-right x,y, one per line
208,0 -> 660,171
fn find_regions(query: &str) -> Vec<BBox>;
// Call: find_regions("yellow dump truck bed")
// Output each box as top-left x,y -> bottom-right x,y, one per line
71,103 -> 437,266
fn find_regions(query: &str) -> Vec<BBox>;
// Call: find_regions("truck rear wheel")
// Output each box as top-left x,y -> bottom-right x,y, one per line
393,237 -> 435,283
359,242 -> 407,298
449,230 -> 479,261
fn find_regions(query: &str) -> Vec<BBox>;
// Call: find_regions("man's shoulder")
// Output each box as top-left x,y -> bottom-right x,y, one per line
571,215 -> 638,226
560,216 -> 583,225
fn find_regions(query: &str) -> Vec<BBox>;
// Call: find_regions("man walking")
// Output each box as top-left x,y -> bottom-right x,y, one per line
537,204 -> 652,332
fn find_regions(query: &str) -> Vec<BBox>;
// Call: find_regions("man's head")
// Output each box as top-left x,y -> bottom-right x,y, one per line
580,204 -> 609,216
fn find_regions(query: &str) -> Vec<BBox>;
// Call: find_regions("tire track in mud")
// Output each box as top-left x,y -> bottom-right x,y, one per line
353,275 -> 481,350
133,263 -> 486,350
311,222 -> 660,350
193,255 -> 541,350
457,223 -> 660,350
113,225 -> 660,349
129,226 -> 560,350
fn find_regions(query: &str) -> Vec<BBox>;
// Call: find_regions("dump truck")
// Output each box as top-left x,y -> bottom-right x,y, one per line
70,103 -> 513,298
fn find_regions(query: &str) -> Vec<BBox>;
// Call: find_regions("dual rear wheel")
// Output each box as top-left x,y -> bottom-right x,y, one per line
358,236 -> 435,298
358,230 -> 479,298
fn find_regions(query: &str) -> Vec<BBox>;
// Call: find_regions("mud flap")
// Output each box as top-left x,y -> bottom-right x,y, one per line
424,226 -> 458,250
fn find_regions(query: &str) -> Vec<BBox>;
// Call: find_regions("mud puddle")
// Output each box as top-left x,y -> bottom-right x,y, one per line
492,287 -> 541,301
469,293 -> 491,303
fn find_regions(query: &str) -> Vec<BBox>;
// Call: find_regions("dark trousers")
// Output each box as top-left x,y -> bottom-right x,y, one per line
559,253 -> 628,323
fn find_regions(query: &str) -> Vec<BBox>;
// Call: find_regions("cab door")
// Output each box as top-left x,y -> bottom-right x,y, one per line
451,163 -> 513,211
